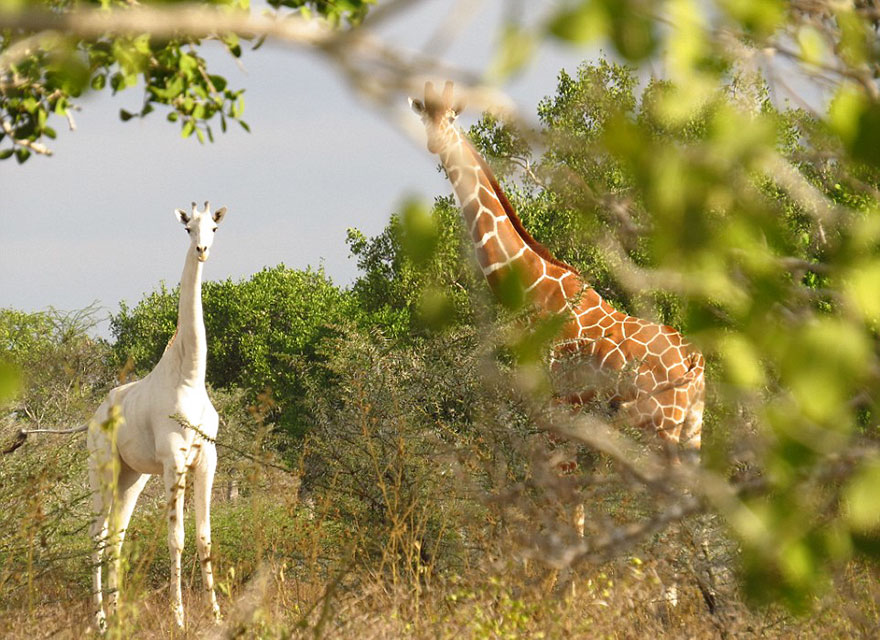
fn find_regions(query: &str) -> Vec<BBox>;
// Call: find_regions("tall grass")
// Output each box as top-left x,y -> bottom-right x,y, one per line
2,326 -> 880,638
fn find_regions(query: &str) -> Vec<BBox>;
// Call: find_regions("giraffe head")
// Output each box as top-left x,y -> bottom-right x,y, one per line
175,201 -> 227,263
410,81 -> 464,154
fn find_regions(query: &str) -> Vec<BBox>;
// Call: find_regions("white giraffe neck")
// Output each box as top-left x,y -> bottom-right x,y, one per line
157,248 -> 207,386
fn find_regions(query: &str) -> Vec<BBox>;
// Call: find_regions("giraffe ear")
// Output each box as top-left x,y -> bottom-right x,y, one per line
175,208 -> 190,225
409,97 -> 425,115
212,206 -> 227,224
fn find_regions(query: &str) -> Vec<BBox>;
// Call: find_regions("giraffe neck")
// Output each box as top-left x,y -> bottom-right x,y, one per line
158,248 -> 207,386
438,128 -> 584,313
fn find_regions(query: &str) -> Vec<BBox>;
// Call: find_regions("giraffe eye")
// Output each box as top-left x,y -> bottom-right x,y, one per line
212,227 -> 218,233
186,228 -> 192,234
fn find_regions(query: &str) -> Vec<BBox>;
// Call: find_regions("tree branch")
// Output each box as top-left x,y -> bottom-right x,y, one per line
1,118 -> 53,155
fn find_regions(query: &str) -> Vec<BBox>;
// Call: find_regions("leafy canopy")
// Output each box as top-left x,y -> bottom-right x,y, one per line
0,0 -> 375,162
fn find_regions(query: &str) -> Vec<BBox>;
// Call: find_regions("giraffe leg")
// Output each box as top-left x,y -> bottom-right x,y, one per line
88,431 -> 119,634
88,464 -> 111,633
567,502 -> 586,598
623,387 -> 691,464
106,464 -> 149,617
163,455 -> 188,629
681,394 -> 704,464
193,443 -> 221,622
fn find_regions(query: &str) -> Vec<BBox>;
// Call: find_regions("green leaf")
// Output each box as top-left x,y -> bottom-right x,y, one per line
548,2 -> 607,44
851,102 -> 880,167
796,25 -> 827,66
493,264 -> 528,311
0,360 -> 21,403
209,74 -> 228,91
719,0 -> 785,37
400,198 -> 438,267
181,120 -> 195,138
845,461 -> 880,532
417,287 -> 454,330
512,313 -> 567,364
119,109 -> 134,121
845,261 -> 880,322
719,333 -> 765,388
604,0 -> 657,62
0,149 -> 14,160
828,83 -> 863,145
179,53 -> 199,80
489,24 -> 536,80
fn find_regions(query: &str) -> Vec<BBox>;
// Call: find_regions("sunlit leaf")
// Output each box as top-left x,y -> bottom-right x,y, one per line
400,198 -> 438,268
718,333 -> 765,388
845,461 -> 880,532
0,360 -> 21,403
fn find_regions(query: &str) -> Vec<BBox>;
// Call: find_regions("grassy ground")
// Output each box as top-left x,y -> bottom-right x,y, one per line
2,421 -> 880,639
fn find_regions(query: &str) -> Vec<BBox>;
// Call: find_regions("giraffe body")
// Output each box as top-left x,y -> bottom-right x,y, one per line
87,202 -> 226,631
412,82 -> 704,455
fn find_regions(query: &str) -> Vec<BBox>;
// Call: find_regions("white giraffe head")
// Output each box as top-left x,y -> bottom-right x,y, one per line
410,81 -> 464,154
174,201 -> 227,262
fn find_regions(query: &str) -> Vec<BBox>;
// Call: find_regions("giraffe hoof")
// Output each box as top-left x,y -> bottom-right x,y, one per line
173,605 -> 185,629
94,610 -> 108,635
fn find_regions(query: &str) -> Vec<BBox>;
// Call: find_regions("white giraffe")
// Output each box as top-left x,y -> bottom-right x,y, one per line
86,202 -> 227,630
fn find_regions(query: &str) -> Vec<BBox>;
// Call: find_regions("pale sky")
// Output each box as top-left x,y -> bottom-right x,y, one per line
1,0 -> 603,336
1,1 -> 824,338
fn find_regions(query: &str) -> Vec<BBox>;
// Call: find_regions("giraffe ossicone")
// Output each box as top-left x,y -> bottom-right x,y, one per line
411,81 -> 705,458
87,201 -> 227,631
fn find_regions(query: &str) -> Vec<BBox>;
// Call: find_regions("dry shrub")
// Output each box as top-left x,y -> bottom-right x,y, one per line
3,322 -> 880,638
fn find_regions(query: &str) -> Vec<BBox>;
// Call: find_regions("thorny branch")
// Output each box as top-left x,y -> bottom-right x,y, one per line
172,414 -> 294,475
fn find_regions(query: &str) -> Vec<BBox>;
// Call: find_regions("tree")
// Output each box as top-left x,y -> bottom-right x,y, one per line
346,196 -> 484,338
0,305 -> 111,427
0,0 -> 375,161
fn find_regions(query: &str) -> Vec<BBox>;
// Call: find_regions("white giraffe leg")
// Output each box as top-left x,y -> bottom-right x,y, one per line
163,454 -> 188,629
193,443 -> 221,622
88,486 -> 110,631
106,464 -> 149,616
88,441 -> 115,632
